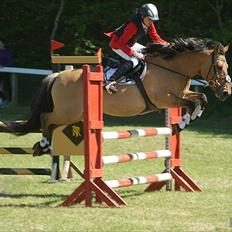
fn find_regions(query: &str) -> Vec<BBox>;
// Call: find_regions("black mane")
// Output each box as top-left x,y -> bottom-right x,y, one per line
143,37 -> 224,59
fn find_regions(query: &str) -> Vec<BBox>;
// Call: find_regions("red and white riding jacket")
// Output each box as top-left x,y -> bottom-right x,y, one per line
105,16 -> 168,57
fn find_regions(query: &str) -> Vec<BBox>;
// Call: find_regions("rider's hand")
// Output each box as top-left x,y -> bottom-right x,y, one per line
134,51 -> 145,60
161,42 -> 171,47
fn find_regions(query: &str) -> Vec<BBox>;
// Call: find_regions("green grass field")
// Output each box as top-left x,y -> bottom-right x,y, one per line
0,106 -> 232,232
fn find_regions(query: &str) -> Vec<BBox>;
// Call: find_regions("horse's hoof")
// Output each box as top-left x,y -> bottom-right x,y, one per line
33,151 -> 41,157
33,150 -> 43,156
172,124 -> 182,135
32,142 -> 44,156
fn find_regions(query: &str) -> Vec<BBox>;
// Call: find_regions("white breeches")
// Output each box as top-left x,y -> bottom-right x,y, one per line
112,43 -> 145,68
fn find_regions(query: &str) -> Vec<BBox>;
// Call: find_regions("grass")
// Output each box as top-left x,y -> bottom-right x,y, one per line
0,106 -> 232,232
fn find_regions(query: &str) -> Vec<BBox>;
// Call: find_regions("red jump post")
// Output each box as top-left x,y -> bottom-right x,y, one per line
61,65 -> 126,207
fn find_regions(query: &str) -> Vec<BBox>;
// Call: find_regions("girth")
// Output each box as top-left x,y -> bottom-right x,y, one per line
132,74 -> 159,115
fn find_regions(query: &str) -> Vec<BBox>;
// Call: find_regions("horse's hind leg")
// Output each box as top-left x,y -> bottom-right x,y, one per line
32,112 -> 55,156
33,111 -> 83,156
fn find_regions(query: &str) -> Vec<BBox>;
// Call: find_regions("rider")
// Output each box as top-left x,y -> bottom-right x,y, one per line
105,3 -> 169,93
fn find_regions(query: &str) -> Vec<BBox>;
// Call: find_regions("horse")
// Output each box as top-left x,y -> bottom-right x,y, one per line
6,38 -> 231,156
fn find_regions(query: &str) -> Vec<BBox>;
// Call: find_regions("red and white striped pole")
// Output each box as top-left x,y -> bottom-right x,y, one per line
105,173 -> 172,188
103,127 -> 171,140
102,150 -> 171,165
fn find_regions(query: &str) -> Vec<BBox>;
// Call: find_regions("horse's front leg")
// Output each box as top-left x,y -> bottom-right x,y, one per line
159,92 -> 196,134
174,91 -> 208,134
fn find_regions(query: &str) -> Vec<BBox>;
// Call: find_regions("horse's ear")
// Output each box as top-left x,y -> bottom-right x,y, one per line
224,44 -> 230,53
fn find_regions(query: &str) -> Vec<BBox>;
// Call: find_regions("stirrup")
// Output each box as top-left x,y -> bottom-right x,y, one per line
104,81 -> 117,94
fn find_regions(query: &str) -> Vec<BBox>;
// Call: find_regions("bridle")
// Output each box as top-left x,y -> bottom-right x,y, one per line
205,50 -> 231,89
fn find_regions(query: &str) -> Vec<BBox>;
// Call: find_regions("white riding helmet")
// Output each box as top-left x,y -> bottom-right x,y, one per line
138,3 -> 159,21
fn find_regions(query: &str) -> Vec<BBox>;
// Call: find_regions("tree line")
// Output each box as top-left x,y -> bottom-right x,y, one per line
0,0 -> 232,109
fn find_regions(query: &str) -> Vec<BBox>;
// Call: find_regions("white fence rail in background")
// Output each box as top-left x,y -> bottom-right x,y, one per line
0,66 -> 208,106
0,67 -> 52,106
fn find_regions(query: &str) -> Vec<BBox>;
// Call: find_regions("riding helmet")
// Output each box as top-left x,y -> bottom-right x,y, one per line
138,3 -> 159,21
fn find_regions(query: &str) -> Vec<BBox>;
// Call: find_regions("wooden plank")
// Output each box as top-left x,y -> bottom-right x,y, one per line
51,56 -> 101,64
51,124 -> 84,156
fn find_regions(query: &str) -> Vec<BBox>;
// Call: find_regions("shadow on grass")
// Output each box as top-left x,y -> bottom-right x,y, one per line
115,188 -> 150,199
0,201 -> 59,208
0,193 -> 66,199
0,189 -> 151,208
185,118 -> 232,135
0,193 -> 64,208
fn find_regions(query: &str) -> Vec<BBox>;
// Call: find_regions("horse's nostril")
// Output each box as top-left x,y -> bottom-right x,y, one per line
223,91 -> 229,97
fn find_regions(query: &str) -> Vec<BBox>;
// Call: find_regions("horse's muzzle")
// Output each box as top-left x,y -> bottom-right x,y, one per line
223,90 -> 229,98
217,84 -> 231,101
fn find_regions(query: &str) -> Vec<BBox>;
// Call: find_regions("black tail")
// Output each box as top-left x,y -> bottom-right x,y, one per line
7,73 -> 58,135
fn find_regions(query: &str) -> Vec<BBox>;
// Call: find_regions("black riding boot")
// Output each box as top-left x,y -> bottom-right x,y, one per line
105,61 -> 133,93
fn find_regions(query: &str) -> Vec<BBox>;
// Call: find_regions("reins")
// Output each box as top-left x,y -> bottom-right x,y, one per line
146,51 -> 222,89
146,61 -> 191,78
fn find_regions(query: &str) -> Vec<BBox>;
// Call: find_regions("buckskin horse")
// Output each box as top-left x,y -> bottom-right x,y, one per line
6,38 -> 231,156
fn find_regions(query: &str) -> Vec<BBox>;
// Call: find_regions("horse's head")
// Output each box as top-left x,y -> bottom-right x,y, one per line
201,43 -> 231,101
144,38 -> 231,101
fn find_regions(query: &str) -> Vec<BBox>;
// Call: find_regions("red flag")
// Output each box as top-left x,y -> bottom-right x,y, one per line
104,32 -> 114,37
51,40 -> 64,51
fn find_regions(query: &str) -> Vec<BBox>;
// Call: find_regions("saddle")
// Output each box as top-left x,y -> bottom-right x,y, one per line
105,58 -> 146,84
104,58 -> 158,114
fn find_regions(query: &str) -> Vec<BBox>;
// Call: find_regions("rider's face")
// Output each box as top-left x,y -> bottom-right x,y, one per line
142,16 -> 154,27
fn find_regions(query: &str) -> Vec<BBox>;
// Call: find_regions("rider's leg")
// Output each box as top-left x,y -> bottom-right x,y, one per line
105,61 -> 134,93
105,48 -> 140,93
109,60 -> 133,81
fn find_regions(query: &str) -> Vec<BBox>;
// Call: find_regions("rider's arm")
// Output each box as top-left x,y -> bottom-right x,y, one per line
148,23 -> 169,45
114,22 -> 137,56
